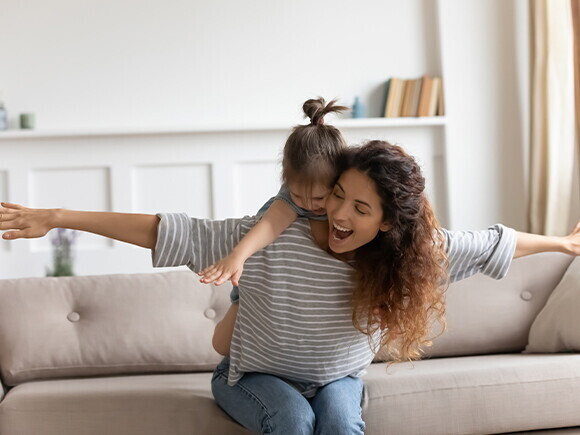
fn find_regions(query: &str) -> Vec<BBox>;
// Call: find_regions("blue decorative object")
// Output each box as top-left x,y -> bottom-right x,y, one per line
352,96 -> 365,118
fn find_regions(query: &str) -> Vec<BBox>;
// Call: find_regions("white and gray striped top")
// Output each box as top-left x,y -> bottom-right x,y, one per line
152,213 -> 517,397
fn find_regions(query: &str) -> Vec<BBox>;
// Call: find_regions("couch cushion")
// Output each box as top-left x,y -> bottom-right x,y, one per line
363,354 -> 580,434
2,355 -> 580,435
0,271 -> 232,386
525,256 -> 580,353
0,372 -> 251,435
420,252 -> 573,358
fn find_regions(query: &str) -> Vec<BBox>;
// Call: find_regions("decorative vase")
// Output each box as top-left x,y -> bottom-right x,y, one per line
46,228 -> 78,277
352,96 -> 365,118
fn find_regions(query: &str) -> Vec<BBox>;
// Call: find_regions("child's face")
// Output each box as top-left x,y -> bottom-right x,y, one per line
287,182 -> 332,215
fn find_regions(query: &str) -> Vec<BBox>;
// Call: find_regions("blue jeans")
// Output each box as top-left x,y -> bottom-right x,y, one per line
211,357 -> 365,435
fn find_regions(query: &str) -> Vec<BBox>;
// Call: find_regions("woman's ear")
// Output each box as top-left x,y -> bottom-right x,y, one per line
379,222 -> 391,232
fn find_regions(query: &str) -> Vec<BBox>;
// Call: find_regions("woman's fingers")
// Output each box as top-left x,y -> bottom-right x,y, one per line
0,212 -> 17,222
0,210 -> 22,234
2,229 -> 30,240
1,202 -> 24,210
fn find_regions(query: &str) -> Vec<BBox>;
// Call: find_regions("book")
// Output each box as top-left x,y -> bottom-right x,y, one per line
382,79 -> 392,117
428,77 -> 441,116
393,79 -> 407,117
417,75 -> 433,117
437,77 -> 445,116
409,77 -> 423,116
401,78 -> 423,117
385,78 -> 402,117
400,79 -> 414,117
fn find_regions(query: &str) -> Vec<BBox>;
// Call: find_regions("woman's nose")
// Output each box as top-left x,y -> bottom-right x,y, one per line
332,201 -> 349,221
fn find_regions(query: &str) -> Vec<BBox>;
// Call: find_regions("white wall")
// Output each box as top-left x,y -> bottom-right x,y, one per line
438,0 -> 528,231
0,0 -> 440,129
0,0 -> 529,232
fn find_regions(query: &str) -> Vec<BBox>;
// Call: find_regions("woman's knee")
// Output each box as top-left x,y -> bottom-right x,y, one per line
266,397 -> 315,434
311,377 -> 365,435
211,366 -> 315,434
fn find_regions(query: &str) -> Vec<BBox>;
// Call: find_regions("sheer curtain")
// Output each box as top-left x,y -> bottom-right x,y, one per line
529,0 -> 579,236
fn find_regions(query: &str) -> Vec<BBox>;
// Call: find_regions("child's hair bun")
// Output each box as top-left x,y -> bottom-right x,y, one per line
303,97 -> 349,126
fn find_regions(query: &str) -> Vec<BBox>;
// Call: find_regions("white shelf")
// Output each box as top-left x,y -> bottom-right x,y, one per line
0,117 -> 447,140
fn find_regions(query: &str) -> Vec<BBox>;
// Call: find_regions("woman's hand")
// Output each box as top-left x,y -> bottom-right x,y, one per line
0,202 -> 160,249
199,253 -> 245,286
564,220 -> 580,256
514,220 -> 580,258
0,202 -> 57,240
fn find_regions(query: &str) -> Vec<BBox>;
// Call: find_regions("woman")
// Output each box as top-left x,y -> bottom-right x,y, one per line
1,141 -> 578,435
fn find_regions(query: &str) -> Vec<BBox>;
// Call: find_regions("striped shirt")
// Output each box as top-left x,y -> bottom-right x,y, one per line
152,213 -> 517,397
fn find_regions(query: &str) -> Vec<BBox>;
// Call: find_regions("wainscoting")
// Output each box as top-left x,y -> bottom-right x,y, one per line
0,117 -> 447,278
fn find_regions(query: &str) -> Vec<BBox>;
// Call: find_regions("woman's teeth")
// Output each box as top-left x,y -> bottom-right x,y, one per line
334,223 -> 350,231
332,222 -> 354,240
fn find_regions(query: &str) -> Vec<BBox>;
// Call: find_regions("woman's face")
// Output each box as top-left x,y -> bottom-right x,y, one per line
325,168 -> 391,254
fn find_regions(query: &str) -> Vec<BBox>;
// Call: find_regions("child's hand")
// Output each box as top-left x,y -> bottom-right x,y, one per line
199,254 -> 245,286
0,202 -> 56,240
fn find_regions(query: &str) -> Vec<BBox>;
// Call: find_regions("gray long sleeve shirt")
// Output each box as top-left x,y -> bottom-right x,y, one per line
152,213 -> 517,397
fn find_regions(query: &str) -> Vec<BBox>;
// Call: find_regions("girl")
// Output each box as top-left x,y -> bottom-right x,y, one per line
1,144 -> 579,434
199,97 -> 349,355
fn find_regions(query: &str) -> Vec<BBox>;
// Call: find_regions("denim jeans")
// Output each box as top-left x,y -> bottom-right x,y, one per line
211,357 -> 365,435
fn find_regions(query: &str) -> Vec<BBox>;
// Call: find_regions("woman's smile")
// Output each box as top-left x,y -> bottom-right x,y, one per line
331,221 -> 354,243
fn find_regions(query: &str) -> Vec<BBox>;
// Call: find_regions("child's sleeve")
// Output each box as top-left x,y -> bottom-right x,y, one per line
273,186 -> 313,218
151,213 -> 258,272
440,224 -> 517,282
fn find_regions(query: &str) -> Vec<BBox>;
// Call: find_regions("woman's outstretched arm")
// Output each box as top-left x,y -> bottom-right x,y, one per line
0,202 -> 160,249
514,221 -> 580,258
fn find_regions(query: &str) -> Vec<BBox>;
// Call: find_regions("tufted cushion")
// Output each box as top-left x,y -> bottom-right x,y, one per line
375,252 -> 574,361
0,271 -> 232,386
525,256 -> 580,353
425,252 -> 574,357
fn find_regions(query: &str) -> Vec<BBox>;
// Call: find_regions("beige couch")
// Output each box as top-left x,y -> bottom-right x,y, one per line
0,252 -> 579,435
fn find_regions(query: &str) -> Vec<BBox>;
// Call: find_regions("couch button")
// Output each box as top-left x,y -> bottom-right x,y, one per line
521,291 -> 533,301
204,308 -> 216,319
67,312 -> 80,322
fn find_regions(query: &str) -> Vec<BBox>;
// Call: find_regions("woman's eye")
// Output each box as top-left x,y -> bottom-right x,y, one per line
355,207 -> 367,215
333,192 -> 344,199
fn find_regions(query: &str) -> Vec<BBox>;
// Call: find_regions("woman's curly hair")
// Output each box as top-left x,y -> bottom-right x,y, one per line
344,140 -> 450,365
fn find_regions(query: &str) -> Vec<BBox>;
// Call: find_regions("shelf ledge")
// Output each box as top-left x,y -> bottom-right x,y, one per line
0,116 -> 446,140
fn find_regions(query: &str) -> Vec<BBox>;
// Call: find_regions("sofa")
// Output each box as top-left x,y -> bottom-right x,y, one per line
0,251 -> 579,435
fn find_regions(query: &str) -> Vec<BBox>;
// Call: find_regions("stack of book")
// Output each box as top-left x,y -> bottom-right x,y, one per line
383,75 -> 444,118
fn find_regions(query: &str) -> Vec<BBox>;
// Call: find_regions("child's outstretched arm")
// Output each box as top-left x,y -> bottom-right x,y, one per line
199,199 -> 297,286
0,202 -> 160,249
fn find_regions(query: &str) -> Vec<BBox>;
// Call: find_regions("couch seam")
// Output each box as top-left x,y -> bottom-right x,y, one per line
8,362 -> 214,374
368,375 -> 580,399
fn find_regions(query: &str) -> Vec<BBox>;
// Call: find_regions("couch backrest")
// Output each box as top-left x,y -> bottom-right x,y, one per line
0,270 -> 232,386
421,252 -> 573,358
0,252 -> 573,386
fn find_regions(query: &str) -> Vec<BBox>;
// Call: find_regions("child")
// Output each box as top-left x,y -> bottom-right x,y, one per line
200,97 -> 349,355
